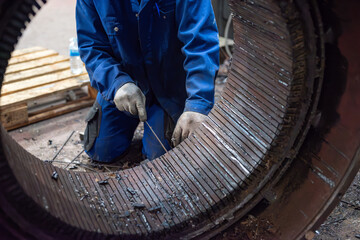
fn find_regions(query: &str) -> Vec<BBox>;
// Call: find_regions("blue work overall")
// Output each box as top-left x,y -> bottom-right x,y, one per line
76,0 -> 219,162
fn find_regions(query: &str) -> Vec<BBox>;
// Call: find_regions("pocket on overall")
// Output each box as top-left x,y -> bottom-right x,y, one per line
84,101 -> 102,152
156,0 -> 176,14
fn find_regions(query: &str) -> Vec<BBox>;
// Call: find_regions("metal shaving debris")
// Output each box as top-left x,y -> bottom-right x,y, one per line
127,187 -> 136,195
148,205 -> 161,213
119,211 -> 131,218
132,203 -> 145,209
97,180 -> 109,185
51,171 -> 59,180
116,174 -> 122,181
80,195 -> 88,201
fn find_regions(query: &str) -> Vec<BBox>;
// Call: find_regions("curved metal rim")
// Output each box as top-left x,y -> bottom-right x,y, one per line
0,0 -> 359,239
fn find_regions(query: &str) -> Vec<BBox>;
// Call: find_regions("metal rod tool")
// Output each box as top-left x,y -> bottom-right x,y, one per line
145,121 -> 168,154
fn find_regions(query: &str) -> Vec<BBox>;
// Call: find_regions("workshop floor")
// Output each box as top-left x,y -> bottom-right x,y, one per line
8,107 -> 145,172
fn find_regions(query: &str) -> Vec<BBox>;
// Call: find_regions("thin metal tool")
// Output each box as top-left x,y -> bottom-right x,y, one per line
64,149 -> 85,169
50,131 -> 75,163
145,121 -> 168,153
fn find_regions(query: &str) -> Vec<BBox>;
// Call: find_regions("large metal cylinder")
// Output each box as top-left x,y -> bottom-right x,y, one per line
0,0 -> 359,239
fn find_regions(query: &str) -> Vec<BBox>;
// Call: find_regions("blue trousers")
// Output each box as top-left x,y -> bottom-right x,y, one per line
84,94 -> 171,162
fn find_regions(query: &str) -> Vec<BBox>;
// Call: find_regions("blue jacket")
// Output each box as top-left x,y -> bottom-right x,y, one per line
76,0 -> 219,121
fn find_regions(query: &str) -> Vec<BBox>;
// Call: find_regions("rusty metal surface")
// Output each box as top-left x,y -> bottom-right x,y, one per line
0,0 -> 359,239
254,0 -> 360,239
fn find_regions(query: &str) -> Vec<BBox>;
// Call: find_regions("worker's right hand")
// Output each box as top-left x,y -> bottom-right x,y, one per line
114,82 -> 147,122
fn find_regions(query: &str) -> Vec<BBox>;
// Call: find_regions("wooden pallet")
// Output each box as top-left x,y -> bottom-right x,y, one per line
1,47 -> 97,130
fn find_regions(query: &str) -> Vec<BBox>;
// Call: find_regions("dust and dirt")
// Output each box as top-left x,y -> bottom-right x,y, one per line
8,107 -> 144,173
314,172 -> 360,240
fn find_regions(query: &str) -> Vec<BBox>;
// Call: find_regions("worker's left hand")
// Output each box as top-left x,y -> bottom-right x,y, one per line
171,111 -> 207,147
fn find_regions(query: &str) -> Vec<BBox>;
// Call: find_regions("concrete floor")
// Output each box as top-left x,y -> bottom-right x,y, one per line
16,0 -> 77,56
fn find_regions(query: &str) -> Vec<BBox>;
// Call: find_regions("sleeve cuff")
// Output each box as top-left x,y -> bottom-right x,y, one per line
184,100 -> 214,116
103,75 -> 134,103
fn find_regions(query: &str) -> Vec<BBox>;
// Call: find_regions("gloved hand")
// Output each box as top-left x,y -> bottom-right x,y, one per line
171,111 -> 207,147
114,82 -> 147,122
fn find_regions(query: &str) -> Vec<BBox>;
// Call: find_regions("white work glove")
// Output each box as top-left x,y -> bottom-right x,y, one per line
114,82 -> 147,122
171,111 -> 207,147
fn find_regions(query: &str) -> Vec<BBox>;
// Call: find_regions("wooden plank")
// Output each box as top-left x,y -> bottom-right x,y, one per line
1,47 -> 93,130
3,61 -> 71,84
8,49 -> 59,66
27,88 -> 88,115
5,98 -> 94,131
27,92 -> 69,112
29,98 -> 67,116
11,46 -> 46,57
5,55 -> 69,74
88,84 -> 98,99
0,75 -> 90,109
29,97 -> 93,122
1,68 -> 88,96
0,104 -> 28,129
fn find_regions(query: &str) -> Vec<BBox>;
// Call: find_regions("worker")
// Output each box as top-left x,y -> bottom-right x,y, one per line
76,0 -> 219,162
